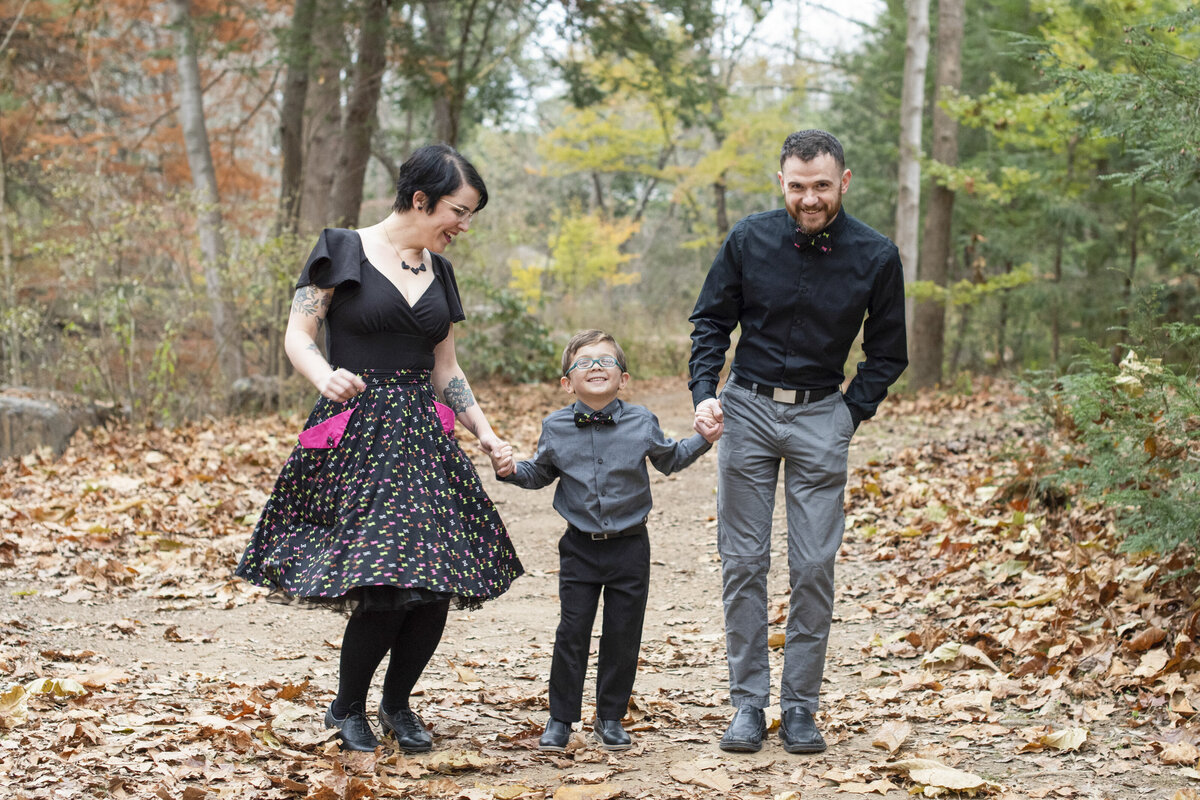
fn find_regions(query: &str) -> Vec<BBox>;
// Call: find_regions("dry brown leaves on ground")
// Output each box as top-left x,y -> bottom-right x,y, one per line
0,380 -> 1198,799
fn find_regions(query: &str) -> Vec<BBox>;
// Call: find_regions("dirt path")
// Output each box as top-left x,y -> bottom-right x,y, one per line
1,380 -> 1183,799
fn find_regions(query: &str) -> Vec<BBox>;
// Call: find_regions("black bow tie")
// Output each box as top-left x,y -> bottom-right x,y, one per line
575,410 -> 615,428
794,226 -> 833,253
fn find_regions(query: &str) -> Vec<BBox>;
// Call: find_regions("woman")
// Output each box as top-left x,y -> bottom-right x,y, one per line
235,144 -> 523,753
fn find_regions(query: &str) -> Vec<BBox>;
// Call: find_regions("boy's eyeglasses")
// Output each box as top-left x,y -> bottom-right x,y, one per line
439,198 -> 477,222
565,355 -> 623,374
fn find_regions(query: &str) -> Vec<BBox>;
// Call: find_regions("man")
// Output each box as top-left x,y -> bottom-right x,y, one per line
689,129 -> 907,754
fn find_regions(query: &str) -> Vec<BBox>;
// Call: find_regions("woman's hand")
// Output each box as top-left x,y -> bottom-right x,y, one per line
489,441 -> 515,477
476,431 -> 505,457
317,368 -> 366,402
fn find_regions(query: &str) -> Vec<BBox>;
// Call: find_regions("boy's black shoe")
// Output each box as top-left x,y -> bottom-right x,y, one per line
592,719 -> 632,751
539,718 -> 572,752
718,706 -> 766,753
779,707 -> 826,754
324,703 -> 381,752
379,706 -> 433,753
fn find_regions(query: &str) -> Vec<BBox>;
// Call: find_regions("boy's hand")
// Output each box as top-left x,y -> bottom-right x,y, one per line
694,398 -> 723,440
490,441 -> 515,477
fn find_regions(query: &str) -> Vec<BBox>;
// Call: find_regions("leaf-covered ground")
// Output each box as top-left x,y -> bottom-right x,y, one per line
1,378 -> 1197,800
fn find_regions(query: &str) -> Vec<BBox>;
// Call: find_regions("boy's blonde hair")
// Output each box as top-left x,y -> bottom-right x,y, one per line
561,329 -> 628,376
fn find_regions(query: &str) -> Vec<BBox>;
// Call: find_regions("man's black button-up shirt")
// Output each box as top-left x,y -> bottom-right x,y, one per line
688,208 -> 908,424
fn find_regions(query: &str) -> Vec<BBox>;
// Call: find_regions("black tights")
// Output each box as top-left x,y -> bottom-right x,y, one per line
331,599 -> 449,716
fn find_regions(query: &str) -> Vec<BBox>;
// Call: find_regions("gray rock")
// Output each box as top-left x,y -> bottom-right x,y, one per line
0,388 -> 120,460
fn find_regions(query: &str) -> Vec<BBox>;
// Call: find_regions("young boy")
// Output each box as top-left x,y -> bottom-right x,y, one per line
490,329 -> 722,752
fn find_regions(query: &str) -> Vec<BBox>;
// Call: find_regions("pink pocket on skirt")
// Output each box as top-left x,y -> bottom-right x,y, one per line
434,401 -> 456,435
298,408 -> 355,449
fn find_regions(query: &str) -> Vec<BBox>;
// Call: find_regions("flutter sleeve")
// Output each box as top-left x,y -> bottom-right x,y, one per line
295,228 -> 363,291
434,254 -> 467,323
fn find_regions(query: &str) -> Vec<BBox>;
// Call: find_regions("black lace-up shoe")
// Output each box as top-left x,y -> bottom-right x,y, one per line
592,718 -> 632,751
379,706 -> 433,753
324,703 -> 381,752
779,707 -> 826,753
538,718 -> 572,752
719,706 -> 766,753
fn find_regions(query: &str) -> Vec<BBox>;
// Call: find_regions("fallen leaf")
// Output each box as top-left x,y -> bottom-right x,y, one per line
0,684 -> 29,729
837,780 -> 898,795
669,760 -> 735,792
1039,727 -> 1088,751
885,758 -> 1002,794
25,677 -> 88,698
551,785 -> 621,800
1159,741 -> 1200,765
871,720 -> 912,754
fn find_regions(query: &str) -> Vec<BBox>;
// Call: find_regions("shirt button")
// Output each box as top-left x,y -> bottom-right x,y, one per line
800,287 -> 809,294
597,457 -> 604,463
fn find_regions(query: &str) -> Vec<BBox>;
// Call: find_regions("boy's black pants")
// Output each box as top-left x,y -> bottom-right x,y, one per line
549,526 -> 650,722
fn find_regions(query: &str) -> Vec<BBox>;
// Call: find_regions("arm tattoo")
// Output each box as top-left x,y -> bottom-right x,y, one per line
292,286 -> 330,317
442,376 -> 476,413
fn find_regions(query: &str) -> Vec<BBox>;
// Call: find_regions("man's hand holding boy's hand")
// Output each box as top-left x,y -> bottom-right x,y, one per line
490,442 -> 515,477
694,398 -> 724,442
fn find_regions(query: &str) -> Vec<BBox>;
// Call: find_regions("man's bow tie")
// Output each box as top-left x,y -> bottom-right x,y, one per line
794,226 -> 832,253
575,410 -> 615,427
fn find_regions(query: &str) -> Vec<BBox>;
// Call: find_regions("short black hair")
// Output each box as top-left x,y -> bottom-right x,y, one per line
780,130 -> 845,172
392,144 -> 488,215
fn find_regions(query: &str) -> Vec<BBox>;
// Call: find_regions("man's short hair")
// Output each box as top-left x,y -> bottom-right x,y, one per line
780,130 -> 845,172
562,329 -> 628,376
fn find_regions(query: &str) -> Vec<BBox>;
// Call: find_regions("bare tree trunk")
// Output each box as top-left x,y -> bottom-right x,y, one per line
300,0 -> 346,230
714,180 -> 729,236
329,0 -> 389,228
166,0 -> 245,381
997,260 -> 1013,371
277,0 -> 319,235
591,172 -> 607,217
424,0 -> 457,145
1111,184 -> 1139,364
895,0 -> 930,343
0,137 -> 17,385
0,0 -> 28,384
910,0 -> 963,390
1051,137 -> 1077,367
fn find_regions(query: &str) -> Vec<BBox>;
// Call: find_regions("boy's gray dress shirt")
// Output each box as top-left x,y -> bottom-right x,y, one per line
500,398 -> 711,534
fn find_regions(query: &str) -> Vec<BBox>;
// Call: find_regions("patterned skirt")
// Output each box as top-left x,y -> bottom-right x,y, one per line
234,370 -> 523,613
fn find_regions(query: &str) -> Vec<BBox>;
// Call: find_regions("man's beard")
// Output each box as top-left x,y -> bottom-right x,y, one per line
793,198 -> 840,234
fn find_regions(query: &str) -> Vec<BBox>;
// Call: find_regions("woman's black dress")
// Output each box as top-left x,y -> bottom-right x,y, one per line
235,228 -> 523,612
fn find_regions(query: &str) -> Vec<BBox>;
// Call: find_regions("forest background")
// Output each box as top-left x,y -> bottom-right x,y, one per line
1,0 -> 1199,553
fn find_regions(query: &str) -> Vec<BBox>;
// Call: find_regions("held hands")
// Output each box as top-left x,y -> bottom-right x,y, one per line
694,398 -> 724,443
318,368 -> 367,402
489,441 -> 515,477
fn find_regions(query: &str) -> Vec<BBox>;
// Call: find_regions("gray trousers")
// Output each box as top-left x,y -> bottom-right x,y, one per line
716,379 -> 854,713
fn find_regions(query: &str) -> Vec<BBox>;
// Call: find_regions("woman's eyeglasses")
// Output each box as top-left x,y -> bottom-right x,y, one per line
565,356 -> 623,374
439,198 -> 478,222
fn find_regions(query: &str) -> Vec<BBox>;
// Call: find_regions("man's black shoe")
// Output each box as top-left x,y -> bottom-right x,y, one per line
538,718 -> 572,752
779,707 -> 826,754
324,703 -> 381,752
718,706 -> 766,753
592,718 -> 632,751
379,706 -> 433,753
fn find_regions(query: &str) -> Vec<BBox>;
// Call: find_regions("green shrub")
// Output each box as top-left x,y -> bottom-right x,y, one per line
1030,290 -> 1200,554
456,275 -> 559,384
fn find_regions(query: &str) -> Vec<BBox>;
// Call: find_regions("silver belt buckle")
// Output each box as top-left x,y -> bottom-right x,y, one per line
774,388 -> 797,404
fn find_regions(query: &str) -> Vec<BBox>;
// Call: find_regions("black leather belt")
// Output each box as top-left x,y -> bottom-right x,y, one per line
730,374 -> 838,404
568,522 -> 648,541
